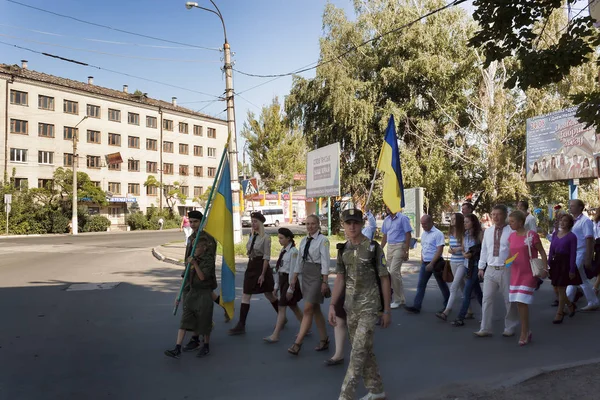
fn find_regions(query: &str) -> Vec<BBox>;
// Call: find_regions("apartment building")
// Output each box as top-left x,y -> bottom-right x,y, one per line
0,61 -> 227,226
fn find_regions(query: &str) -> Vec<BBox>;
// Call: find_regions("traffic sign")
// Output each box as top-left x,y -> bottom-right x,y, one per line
4,194 -> 12,204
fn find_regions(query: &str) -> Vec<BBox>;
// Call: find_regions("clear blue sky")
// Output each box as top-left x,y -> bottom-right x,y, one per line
0,0 -> 591,146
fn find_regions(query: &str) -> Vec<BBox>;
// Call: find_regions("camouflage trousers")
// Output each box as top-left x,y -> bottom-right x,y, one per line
339,311 -> 384,400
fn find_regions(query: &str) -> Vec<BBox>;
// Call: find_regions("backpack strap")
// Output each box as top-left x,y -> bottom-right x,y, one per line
370,240 -> 384,312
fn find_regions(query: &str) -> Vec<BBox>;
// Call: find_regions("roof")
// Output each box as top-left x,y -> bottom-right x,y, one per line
0,63 -> 226,124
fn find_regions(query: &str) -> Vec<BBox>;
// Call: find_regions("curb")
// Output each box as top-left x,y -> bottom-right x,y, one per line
152,247 -> 184,266
1,228 -> 181,239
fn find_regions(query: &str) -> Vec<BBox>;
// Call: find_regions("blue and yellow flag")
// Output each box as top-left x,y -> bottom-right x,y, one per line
204,154 -> 236,320
505,253 -> 518,268
377,115 -> 405,213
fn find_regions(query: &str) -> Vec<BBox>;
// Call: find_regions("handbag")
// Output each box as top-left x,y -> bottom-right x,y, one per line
442,260 -> 454,282
433,257 -> 446,273
526,231 -> 546,277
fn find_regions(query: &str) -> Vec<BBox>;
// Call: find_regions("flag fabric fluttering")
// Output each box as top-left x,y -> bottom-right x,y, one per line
203,153 -> 236,320
505,253 -> 518,268
376,115 -> 405,213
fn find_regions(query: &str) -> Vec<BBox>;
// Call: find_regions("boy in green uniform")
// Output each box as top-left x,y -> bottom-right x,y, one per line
165,210 -> 217,359
329,209 -> 392,400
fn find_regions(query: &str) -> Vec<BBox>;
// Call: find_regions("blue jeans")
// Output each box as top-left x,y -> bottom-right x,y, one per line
413,262 -> 450,311
457,267 -> 483,320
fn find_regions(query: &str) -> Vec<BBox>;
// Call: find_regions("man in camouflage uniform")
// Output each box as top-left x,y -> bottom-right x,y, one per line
165,210 -> 217,359
329,209 -> 392,400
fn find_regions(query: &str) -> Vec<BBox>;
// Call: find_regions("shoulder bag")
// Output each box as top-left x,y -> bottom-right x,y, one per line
527,231 -> 546,278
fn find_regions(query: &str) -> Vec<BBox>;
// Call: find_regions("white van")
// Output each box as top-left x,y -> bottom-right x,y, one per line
244,206 -> 285,227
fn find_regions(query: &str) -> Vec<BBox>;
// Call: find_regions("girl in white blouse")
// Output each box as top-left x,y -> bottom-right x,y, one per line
263,228 -> 304,343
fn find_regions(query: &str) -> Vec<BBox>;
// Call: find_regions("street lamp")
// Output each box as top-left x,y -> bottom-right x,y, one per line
72,115 -> 88,235
185,1 -> 242,243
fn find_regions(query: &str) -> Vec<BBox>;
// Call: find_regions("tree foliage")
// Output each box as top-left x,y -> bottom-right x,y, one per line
241,97 -> 306,192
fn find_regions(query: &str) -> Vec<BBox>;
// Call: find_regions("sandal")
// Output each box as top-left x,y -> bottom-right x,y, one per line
263,336 -> 279,343
451,318 -> 465,327
552,313 -> 564,324
287,342 -> 302,356
324,357 -> 344,366
435,312 -> 447,321
315,337 -> 330,352
568,303 -> 577,318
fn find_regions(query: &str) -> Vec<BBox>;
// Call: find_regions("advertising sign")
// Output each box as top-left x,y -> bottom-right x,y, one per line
105,152 -> 123,165
526,107 -> 597,183
306,143 -> 341,197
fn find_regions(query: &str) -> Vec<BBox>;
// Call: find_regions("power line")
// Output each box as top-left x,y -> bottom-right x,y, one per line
6,0 -> 221,52
0,40 -> 222,99
233,0 -> 466,79
0,33 -> 222,63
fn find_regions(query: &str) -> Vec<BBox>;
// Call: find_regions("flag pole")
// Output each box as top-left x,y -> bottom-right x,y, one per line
365,169 -> 378,208
173,146 -> 229,315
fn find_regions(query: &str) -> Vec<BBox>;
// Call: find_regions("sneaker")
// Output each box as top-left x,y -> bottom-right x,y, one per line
581,303 -> 600,312
473,330 -> 492,337
164,347 -> 181,359
404,306 -> 420,314
196,345 -> 210,358
390,301 -> 404,309
183,338 -> 201,352
360,392 -> 386,400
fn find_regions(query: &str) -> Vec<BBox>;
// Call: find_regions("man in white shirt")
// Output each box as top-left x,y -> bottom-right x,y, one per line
566,199 -> 600,311
517,200 -> 537,233
474,204 -> 519,337
405,215 -> 448,314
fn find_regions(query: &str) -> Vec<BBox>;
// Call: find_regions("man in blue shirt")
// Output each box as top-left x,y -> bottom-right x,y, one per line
381,207 -> 413,309
405,215 -> 449,314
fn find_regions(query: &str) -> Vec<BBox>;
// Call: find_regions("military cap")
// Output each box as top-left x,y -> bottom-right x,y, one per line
251,211 -> 266,224
342,208 -> 363,223
188,210 -> 203,220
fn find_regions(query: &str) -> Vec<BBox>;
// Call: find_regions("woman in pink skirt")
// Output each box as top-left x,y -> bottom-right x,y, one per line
507,210 -> 548,346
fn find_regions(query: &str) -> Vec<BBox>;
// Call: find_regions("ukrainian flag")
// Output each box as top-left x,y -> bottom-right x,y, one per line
505,253 -> 518,268
377,115 -> 405,213
204,154 -> 236,320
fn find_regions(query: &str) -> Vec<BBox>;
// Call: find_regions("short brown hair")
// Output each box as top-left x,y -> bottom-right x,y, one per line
561,214 -> 575,230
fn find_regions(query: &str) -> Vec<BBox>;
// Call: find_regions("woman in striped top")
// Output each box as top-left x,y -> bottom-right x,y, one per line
436,213 -> 465,321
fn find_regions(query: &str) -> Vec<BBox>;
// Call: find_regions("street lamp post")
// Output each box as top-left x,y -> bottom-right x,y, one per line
186,1 -> 242,243
72,116 -> 88,235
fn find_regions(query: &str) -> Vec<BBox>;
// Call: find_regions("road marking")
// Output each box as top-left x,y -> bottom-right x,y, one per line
66,282 -> 121,291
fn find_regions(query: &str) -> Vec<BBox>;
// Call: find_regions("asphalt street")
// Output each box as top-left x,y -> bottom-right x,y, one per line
2,230 -> 600,400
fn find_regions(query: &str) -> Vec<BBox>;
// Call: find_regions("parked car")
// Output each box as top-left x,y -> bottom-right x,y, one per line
241,211 -> 252,227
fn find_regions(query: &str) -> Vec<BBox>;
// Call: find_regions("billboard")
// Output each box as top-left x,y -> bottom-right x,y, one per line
306,143 -> 340,197
526,107 -> 597,183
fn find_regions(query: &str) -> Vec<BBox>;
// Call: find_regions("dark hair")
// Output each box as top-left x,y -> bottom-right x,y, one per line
561,214 -> 575,230
595,208 -> 600,223
518,200 -> 529,210
450,213 -> 465,244
278,227 -> 296,247
533,162 -> 539,173
464,214 -> 482,243
492,204 -> 508,216
462,202 -> 475,212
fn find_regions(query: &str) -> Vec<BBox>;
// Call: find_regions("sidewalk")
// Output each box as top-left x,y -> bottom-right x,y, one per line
0,228 -> 180,239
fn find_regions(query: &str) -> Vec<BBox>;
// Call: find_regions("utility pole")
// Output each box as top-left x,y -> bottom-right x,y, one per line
72,116 -> 88,235
159,107 -> 164,212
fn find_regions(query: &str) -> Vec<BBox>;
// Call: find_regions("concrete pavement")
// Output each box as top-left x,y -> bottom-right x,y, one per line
2,232 -> 600,399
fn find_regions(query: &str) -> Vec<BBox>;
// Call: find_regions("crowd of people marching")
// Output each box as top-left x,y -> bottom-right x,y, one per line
163,199 -> 600,400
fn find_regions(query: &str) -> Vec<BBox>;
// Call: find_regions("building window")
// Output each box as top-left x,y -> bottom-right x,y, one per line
91,181 -> 101,188
13,178 -> 28,190
179,143 -> 189,155
147,161 -> 158,173
180,186 -> 189,196
128,183 -> 140,195
64,100 -> 79,114
193,125 -> 203,136
38,179 -> 53,189
10,119 -> 28,134
208,147 -> 216,158
108,162 -> 121,171
194,166 -> 203,177
194,186 -> 204,197
64,126 -> 77,140
38,123 -> 55,138
179,164 -> 189,176
147,185 -> 158,196
64,153 -> 74,167
109,207 -> 121,218
163,141 -> 173,153
146,116 -> 157,128
108,182 -> 121,194
128,136 -> 140,148
9,148 -> 27,162
38,95 -> 54,110
128,159 -> 140,172
194,145 -> 203,157
87,155 -> 101,169
87,104 -> 101,118
163,119 -> 173,131
10,89 -> 28,105
88,206 -> 100,214
208,167 -> 216,177
207,127 -> 216,138
38,151 -> 54,165
108,108 -> 121,122
87,130 -> 101,144
128,112 -> 140,125
146,138 -> 157,151
179,122 -> 189,134
163,163 -> 174,175
108,133 -> 121,146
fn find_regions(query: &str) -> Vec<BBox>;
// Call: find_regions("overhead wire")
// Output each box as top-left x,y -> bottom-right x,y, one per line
6,0 -> 221,52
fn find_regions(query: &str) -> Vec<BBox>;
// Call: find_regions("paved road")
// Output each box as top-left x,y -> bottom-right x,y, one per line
2,232 -> 600,400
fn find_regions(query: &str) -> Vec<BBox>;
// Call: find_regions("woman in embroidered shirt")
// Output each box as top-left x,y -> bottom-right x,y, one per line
264,228 -> 304,343
437,213 -> 465,321
288,215 -> 331,355
507,210 -> 548,346
229,212 -> 279,335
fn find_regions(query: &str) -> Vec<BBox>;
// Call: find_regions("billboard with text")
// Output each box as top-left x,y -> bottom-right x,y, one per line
306,143 -> 340,197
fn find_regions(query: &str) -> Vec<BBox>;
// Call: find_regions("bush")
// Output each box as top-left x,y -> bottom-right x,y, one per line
126,212 -> 149,231
84,215 -> 111,232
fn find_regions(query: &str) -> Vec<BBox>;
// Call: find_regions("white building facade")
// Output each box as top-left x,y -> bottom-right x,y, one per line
0,61 -> 227,227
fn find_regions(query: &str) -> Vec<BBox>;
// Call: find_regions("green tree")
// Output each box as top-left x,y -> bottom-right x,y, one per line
241,97 -> 306,192
53,167 -> 108,205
